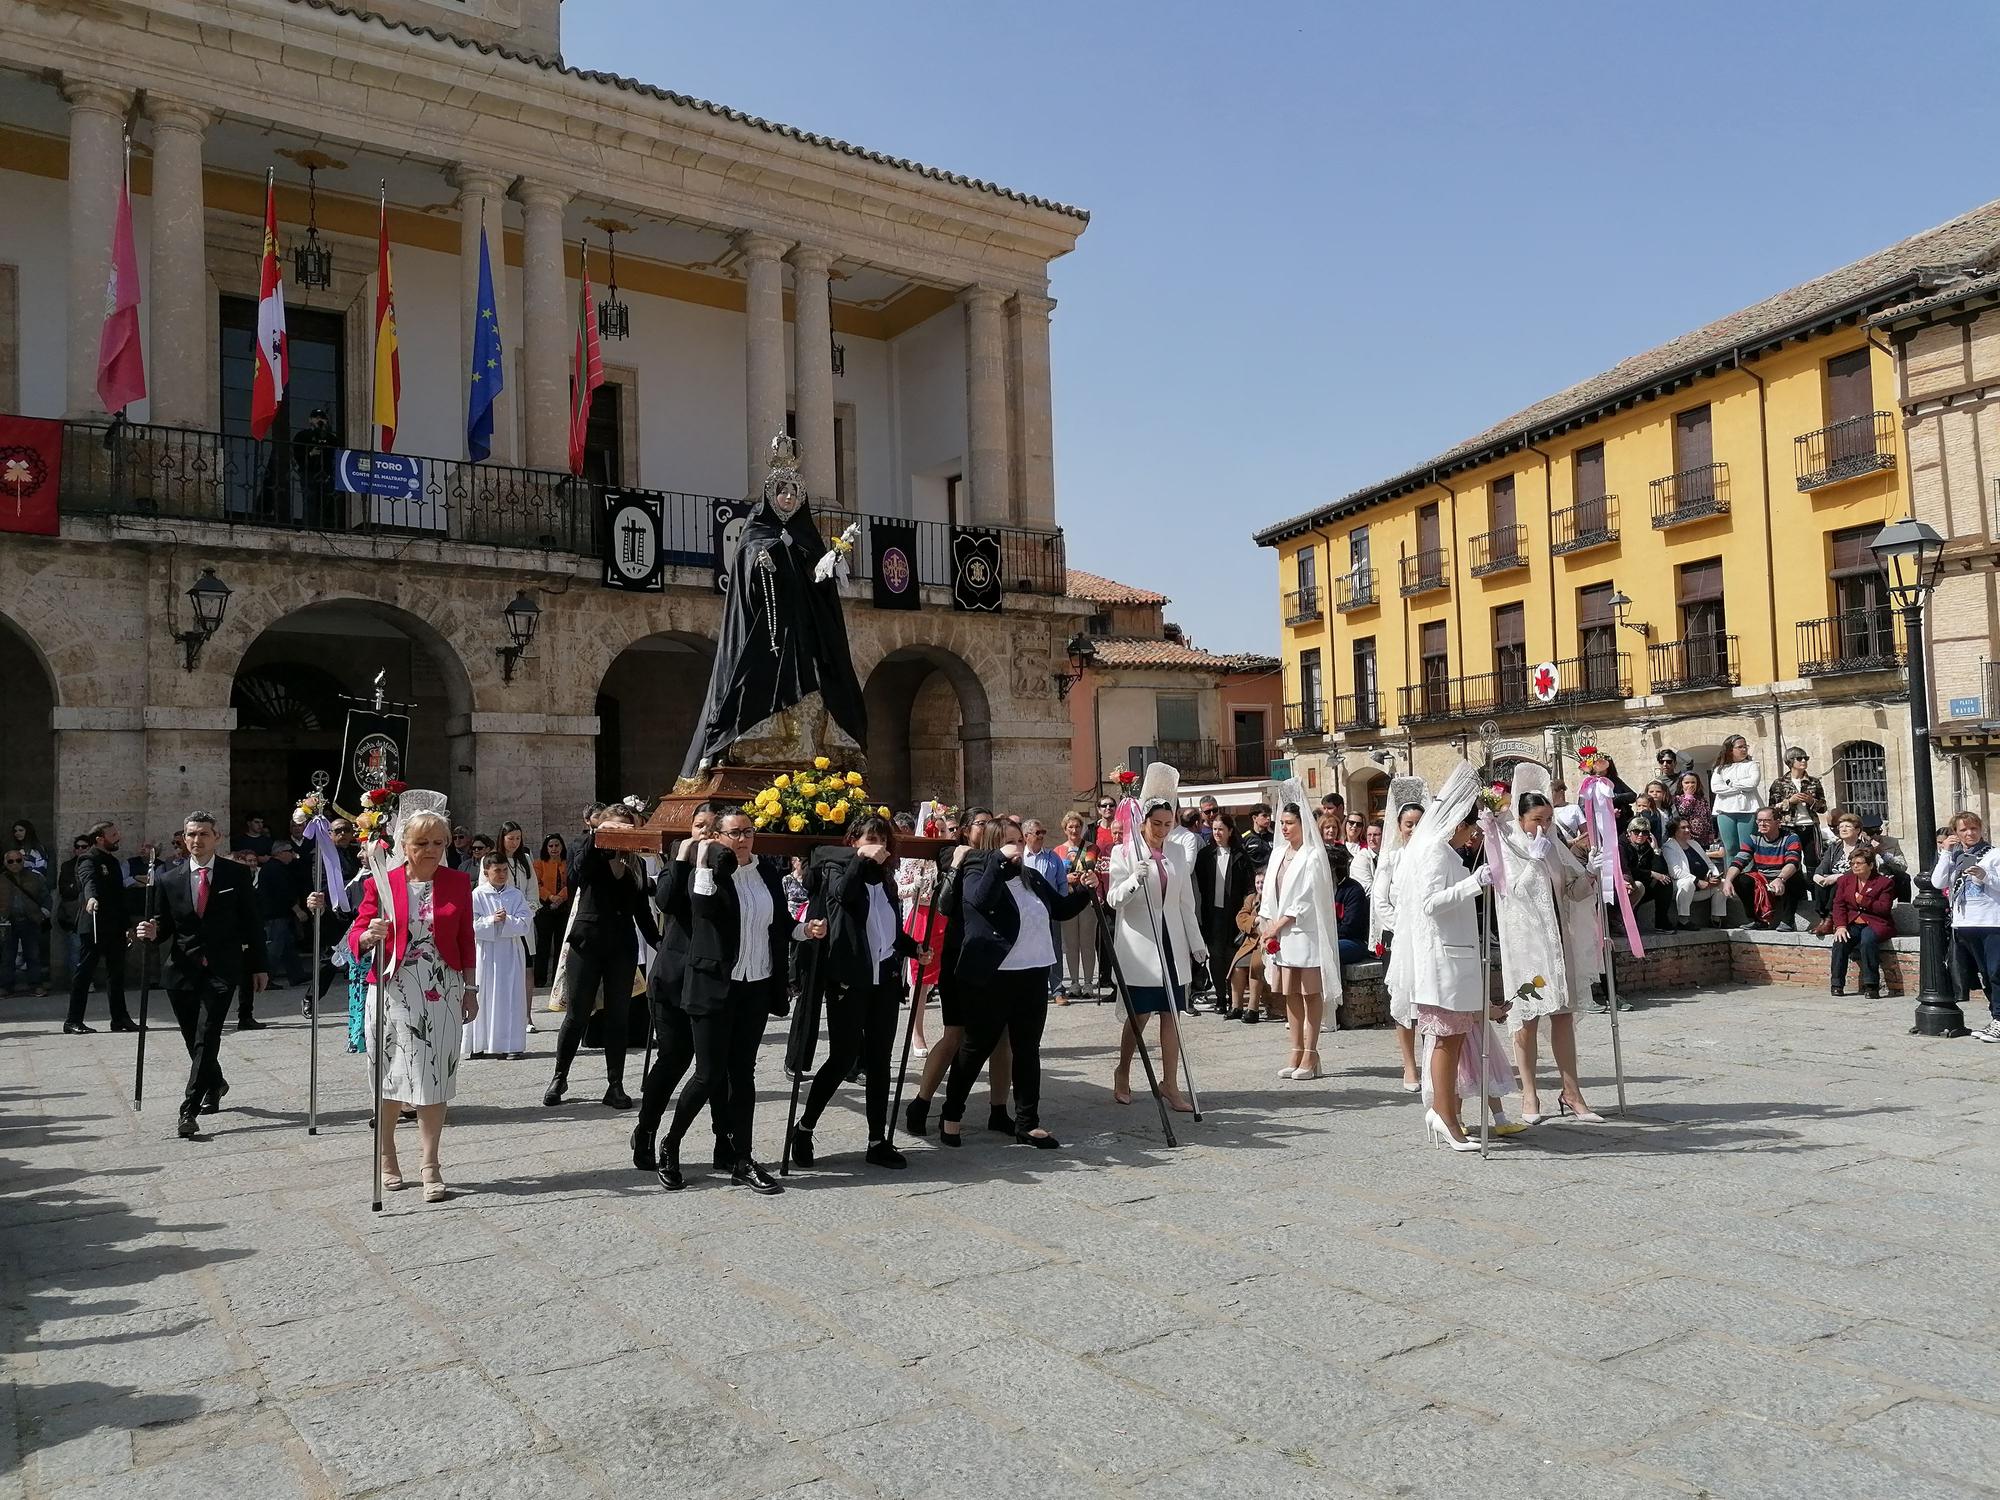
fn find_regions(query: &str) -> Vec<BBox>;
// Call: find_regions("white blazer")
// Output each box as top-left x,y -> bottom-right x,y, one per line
1258,839 -> 1325,968
1107,838 -> 1205,988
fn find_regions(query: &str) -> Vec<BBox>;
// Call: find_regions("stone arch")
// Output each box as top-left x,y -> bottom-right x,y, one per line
862,643 -> 994,812
0,611 -> 60,858
594,630 -> 719,802
550,592 -> 730,720
228,598 -> 479,831
1345,765 -> 1389,825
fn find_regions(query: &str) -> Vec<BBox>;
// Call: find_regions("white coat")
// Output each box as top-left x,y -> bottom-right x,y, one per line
1107,837 -> 1206,988
1709,760 -> 1763,817
1258,838 -> 1328,968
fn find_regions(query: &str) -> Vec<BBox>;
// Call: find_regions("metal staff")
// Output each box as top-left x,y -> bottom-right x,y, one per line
780,857 -> 837,1176
882,876 -> 944,1155
1133,869 -> 1201,1120
1578,778 -> 1630,1114
364,842 -> 398,1214
308,835 -> 323,1135
132,850 -> 156,1110
1476,855 -> 1492,1158
1095,898 -> 1178,1147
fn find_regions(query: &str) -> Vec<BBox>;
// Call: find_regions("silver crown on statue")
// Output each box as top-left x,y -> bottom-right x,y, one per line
763,432 -> 806,518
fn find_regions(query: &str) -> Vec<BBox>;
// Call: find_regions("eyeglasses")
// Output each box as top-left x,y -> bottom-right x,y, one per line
718,827 -> 753,839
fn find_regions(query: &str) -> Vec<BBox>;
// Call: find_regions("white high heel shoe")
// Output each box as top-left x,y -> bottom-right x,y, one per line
1423,1110 -> 1481,1153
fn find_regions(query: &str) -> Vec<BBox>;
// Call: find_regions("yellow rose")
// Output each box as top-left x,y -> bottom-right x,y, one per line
877,805 -> 890,818
754,815 -> 770,829
830,801 -> 849,823
774,774 -> 791,789
1532,974 -> 1546,988
845,771 -> 863,787
815,802 -> 831,818
814,756 -> 831,770
788,813 -> 806,833
797,779 -> 817,798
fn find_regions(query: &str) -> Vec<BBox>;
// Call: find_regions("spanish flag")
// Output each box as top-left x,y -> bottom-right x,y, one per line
249,171 -> 287,441
372,183 -> 400,451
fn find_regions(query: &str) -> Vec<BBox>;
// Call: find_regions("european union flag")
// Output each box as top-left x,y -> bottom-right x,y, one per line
466,226 -> 505,462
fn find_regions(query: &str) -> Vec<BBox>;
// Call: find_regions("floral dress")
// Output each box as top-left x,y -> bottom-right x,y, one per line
364,880 -> 465,1106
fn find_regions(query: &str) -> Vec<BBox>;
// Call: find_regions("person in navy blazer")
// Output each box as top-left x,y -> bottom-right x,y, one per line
134,811 -> 268,1138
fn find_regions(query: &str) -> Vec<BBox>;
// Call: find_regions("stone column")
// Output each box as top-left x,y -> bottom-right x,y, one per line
63,78 -> 134,419
1006,292 -> 1057,529
454,165 -> 512,462
144,96 -> 214,428
739,231 -> 792,492
960,285 -> 1011,524
788,244 -> 838,505
516,180 -> 571,472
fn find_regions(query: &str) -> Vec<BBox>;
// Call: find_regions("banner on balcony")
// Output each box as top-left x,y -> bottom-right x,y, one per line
709,497 -> 752,595
950,527 -> 1002,613
333,708 -> 411,816
600,489 -> 664,593
335,449 -> 440,532
0,415 -> 61,536
871,519 -> 920,610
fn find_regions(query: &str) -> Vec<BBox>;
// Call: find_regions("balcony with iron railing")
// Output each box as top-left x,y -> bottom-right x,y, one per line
1550,495 -> 1619,554
1154,738 -> 1222,780
1648,633 -> 1739,692
1469,523 -> 1528,577
1551,649 -> 1631,706
1334,690 -> 1382,732
1795,412 -> 1896,492
1796,610 -> 1904,677
1283,586 -> 1323,626
1649,462 -> 1730,529
1334,567 -> 1378,612
1396,650 -> 1633,726
1218,740 -> 1281,779
1283,699 -> 1327,737
1399,547 -> 1450,597
41,416 -> 1070,594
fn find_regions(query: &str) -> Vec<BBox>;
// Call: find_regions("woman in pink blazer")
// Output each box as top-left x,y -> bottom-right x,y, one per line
349,810 -> 478,1201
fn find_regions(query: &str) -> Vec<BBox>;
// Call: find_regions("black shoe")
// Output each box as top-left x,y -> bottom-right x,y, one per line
1862,984 -> 1881,999
176,1114 -> 199,1140
789,1127 -> 816,1168
1225,1007 -> 1244,1021
1830,987 -> 1846,997
1243,1010 -> 1262,1025
987,1108 -> 1017,1136
864,1140 -> 908,1170
730,1158 -> 784,1195
938,1120 -> 963,1149
1015,1129 -> 1060,1150
1748,919 -> 1773,931
712,1141 -> 735,1172
657,1140 -> 684,1191
62,1021 -> 96,1035
602,1086 -> 634,1110
198,1082 -> 230,1115
109,1018 -> 141,1033
630,1122 -> 656,1172
542,1076 -> 566,1107
236,1017 -> 267,1031
904,1097 -> 930,1137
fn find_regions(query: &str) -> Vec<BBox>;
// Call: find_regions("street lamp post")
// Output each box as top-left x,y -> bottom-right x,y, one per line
1870,516 -> 1966,1038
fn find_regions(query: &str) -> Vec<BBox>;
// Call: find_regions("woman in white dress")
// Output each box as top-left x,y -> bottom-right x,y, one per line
1107,795 -> 1204,1112
1493,766 -> 1606,1124
1256,787 -> 1342,1080
1372,799 -> 1424,1091
467,854 -> 533,1059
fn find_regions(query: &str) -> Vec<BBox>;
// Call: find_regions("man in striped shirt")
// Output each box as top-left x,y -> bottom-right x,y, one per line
1729,807 -> 1804,931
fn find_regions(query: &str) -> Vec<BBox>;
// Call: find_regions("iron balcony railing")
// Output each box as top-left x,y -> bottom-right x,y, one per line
1469,523 -> 1528,576
1334,690 -> 1382,732
1550,495 -> 1619,554
1399,651 -> 1634,725
1283,699 -> 1327,737
1283,586 -> 1323,625
1155,738 -> 1222,780
1334,567 -> 1378,612
1399,547 -> 1450,596
1650,462 -> 1730,528
1796,412 -> 1896,492
1648,633 -> 1739,692
1218,740 -> 1280,779
1552,649 -> 1631,705
1796,610 -> 1904,676
47,416 -> 1068,594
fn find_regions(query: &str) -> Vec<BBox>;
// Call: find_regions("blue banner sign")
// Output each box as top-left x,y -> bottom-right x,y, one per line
334,450 -> 423,502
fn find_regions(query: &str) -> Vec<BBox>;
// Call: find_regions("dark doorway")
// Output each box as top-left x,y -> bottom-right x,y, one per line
220,297 -> 345,520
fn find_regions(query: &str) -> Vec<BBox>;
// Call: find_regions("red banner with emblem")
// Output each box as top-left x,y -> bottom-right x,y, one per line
0,415 -> 61,536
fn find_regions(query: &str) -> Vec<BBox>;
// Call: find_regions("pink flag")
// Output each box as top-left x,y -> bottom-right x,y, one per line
96,156 -> 145,413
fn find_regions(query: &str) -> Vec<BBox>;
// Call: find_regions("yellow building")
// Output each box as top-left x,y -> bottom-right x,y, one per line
1256,199 -> 2000,834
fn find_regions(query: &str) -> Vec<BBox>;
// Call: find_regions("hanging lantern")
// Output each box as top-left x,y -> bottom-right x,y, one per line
597,227 -> 630,341
828,277 -> 845,376
292,165 -> 332,291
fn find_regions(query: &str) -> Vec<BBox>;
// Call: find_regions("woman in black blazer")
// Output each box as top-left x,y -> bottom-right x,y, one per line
939,817 -> 1093,1150
633,804 -> 731,1175
1193,812 -> 1255,1006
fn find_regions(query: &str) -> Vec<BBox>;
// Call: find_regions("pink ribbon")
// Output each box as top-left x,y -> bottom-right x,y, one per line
1580,774 -> 1644,958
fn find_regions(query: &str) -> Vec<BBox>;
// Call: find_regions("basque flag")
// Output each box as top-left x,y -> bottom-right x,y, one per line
250,170 -> 288,441
466,226 -> 505,462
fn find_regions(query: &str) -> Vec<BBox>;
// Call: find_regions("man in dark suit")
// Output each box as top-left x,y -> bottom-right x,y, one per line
659,810 -> 803,1194
66,821 -> 139,1034
545,805 -> 661,1110
134,811 -> 268,1139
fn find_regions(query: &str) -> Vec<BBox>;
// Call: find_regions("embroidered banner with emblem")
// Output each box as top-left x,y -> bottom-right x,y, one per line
600,489 -> 665,593
709,497 -> 752,595
950,526 -> 1002,613
334,708 -> 412,816
0,415 -> 62,536
870,518 -> 920,611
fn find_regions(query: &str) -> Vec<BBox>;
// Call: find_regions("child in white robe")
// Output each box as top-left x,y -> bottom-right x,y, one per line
468,855 -> 533,1058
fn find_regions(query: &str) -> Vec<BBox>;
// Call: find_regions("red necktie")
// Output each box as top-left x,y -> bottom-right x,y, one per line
196,865 -> 209,917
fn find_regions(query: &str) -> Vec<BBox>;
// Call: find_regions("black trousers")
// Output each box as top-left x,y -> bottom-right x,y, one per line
532,903 -> 567,986
554,941 -> 636,1086
666,982 -> 771,1160
799,969 -> 900,1141
943,967 -> 1049,1133
67,930 -> 133,1027
636,996 -> 728,1148
169,972 -> 232,1118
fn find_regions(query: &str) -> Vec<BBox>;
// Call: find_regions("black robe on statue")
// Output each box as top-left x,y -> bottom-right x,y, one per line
681,496 -> 868,778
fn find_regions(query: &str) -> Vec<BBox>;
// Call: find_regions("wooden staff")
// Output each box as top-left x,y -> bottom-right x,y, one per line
132,851 -> 156,1109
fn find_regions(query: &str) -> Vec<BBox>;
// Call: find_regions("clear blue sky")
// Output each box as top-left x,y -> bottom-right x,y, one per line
565,0 -> 2000,655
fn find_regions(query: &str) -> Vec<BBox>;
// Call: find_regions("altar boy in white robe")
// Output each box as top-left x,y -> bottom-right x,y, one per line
468,853 -> 533,1058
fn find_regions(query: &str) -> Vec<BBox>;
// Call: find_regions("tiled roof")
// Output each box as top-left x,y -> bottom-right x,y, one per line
1872,253 -> 2000,324
1065,569 -> 1169,605
285,0 -> 1089,222
1084,637 -> 1279,672
1253,197 -> 2000,546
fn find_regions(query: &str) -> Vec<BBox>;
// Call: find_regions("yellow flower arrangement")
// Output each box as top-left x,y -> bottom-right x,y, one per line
788,813 -> 807,833
844,771 -> 863,787
813,756 -> 830,770
737,762 -> 888,839
774,773 -> 791,789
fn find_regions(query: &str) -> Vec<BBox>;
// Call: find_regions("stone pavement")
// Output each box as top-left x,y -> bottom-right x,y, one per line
4,980 -> 1999,1499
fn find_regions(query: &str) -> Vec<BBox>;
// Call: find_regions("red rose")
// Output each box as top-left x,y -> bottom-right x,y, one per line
385,779 -> 408,794
365,789 -> 388,805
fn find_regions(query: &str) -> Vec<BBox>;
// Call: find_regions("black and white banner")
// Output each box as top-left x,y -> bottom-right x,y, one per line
871,518 -> 920,610
710,498 -> 753,595
600,489 -> 665,593
334,708 -> 412,815
950,526 -> 1002,613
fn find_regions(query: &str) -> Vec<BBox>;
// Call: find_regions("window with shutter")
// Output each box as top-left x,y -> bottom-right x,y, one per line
1494,603 -> 1527,704
1578,582 -> 1617,693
